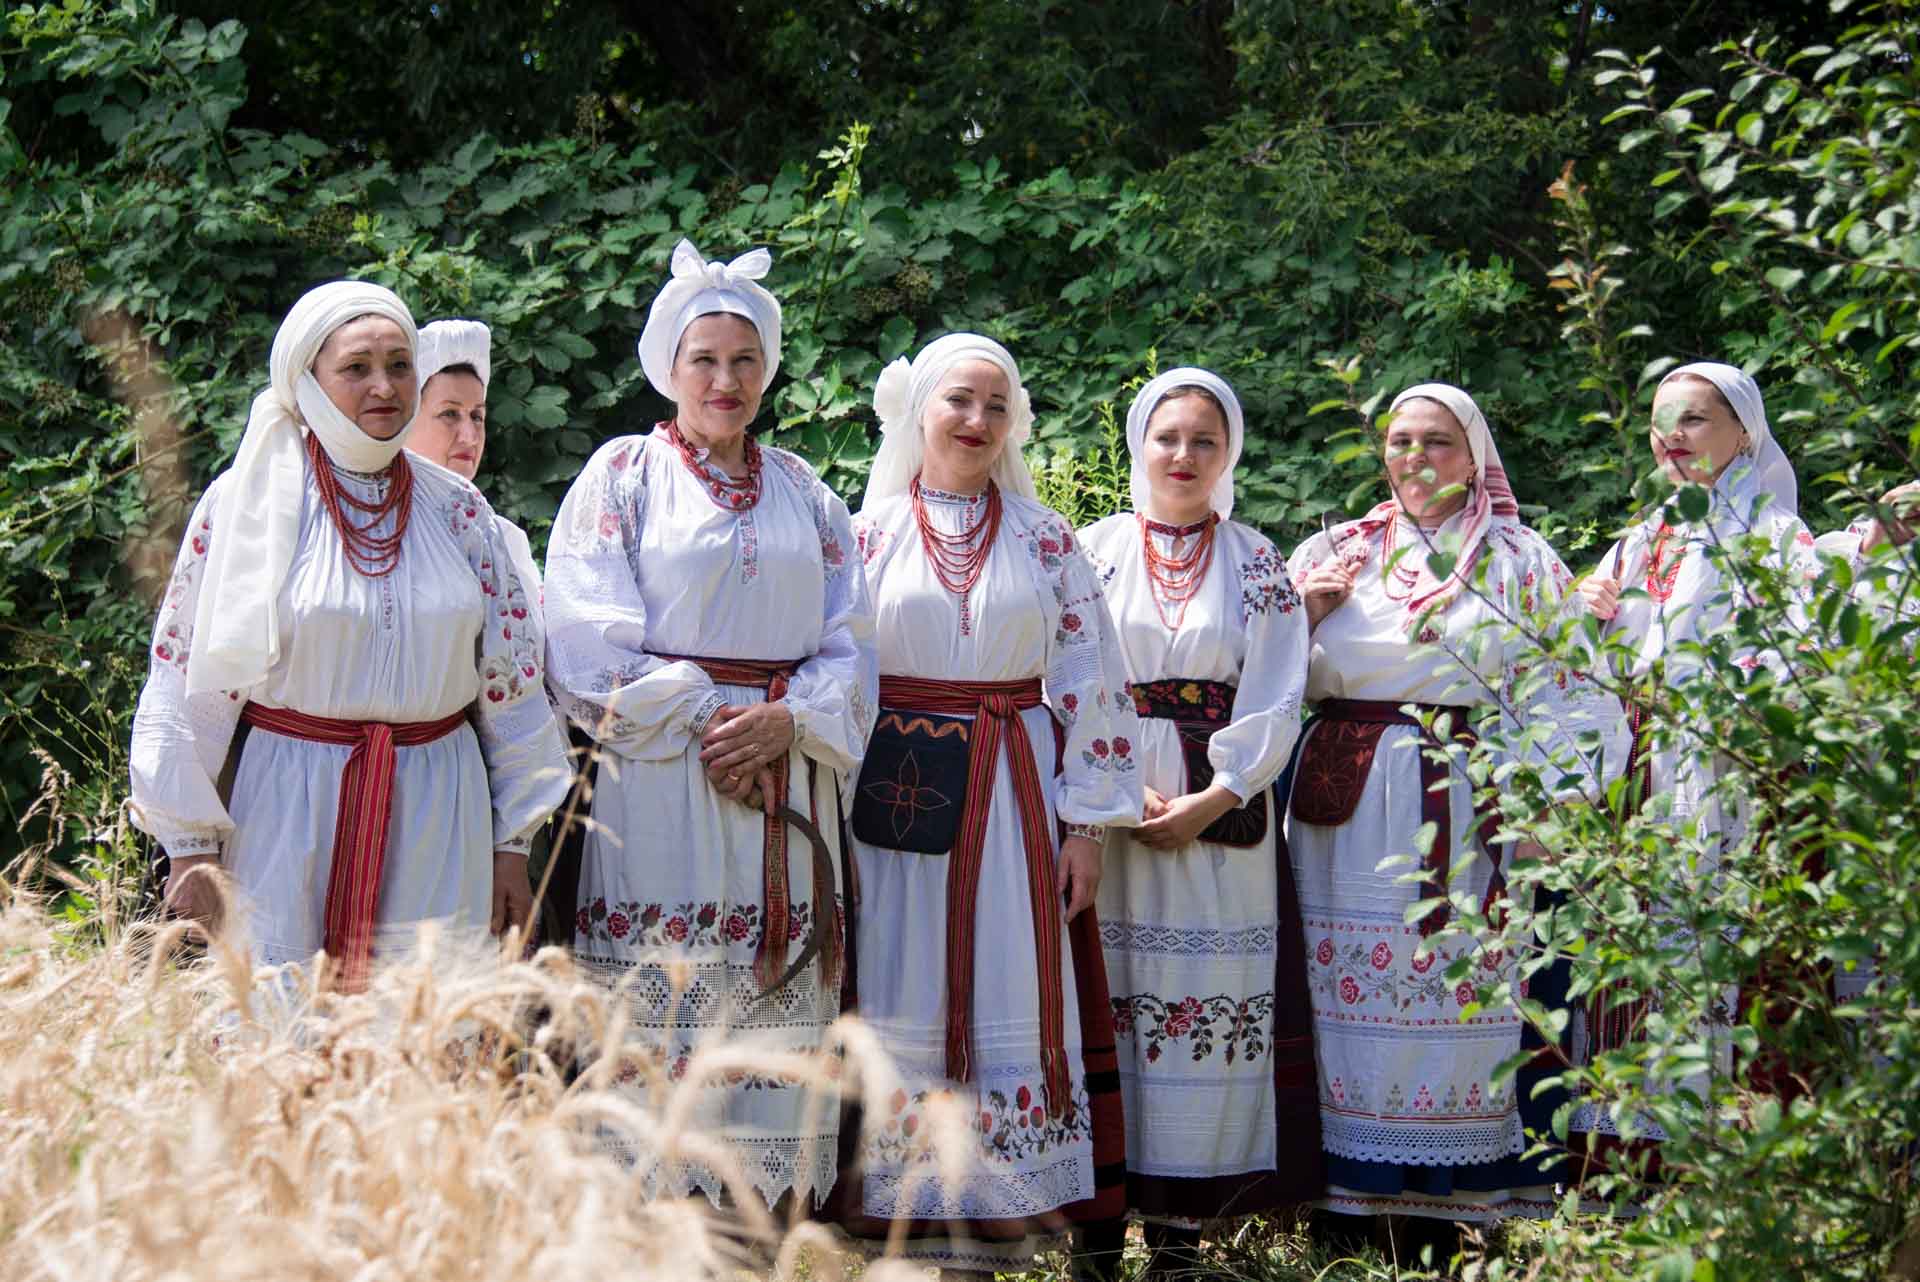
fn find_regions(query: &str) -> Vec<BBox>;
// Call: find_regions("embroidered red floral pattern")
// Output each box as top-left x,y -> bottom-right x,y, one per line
576,897 -> 816,950
1111,990 -> 1276,1065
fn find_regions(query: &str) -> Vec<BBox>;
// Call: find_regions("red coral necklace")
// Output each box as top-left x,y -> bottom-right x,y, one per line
1645,522 -> 1686,603
913,477 -> 1002,635
307,429 -> 412,578
1378,518 -> 1427,604
665,420 -> 762,511
1138,512 -> 1217,629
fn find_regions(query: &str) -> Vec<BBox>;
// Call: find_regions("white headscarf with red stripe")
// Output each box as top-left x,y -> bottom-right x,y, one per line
1341,382 -> 1518,618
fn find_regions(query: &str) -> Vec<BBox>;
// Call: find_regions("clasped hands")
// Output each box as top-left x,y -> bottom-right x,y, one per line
699,699 -> 795,816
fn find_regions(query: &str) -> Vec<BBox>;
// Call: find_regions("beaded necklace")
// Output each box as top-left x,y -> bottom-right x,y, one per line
665,420 -> 763,511
912,476 -> 1002,636
1645,522 -> 1686,603
306,429 -> 412,578
1138,511 -> 1217,629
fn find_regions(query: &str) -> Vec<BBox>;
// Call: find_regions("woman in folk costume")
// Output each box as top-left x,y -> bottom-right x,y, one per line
838,334 -> 1144,1277
1572,362 -> 1818,1143
541,240 -> 877,1208
406,320 -> 543,601
1285,384 -> 1625,1236
128,281 -> 569,983
1073,369 -> 1319,1275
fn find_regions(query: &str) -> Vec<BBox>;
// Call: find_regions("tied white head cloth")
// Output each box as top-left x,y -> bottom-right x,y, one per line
1125,367 -> 1244,520
637,238 -> 782,402
862,332 -> 1038,508
417,319 -> 491,390
1657,361 -> 1797,516
1373,382 -> 1519,615
186,280 -> 418,695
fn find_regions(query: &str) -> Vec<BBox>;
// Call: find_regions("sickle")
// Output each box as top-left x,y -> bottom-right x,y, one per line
749,802 -> 841,1003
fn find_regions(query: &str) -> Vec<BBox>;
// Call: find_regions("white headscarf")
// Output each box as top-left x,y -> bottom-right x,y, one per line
186,281 -> 419,695
862,332 -> 1038,508
1656,361 -> 1797,516
1125,367 -> 1244,520
416,319 -> 491,390
636,239 -> 782,403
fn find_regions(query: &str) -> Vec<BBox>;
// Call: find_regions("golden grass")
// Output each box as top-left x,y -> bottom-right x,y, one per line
0,891 -> 952,1282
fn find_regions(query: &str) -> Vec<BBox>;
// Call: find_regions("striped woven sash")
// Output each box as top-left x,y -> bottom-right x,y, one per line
876,674 -> 1070,1119
240,702 -> 470,989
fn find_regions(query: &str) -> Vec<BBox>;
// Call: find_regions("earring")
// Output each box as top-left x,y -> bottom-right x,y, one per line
1739,429 -> 1754,457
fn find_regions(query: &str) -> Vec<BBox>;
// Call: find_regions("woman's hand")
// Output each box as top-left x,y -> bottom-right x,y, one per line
700,702 -> 795,807
163,853 -> 224,938
1301,561 -> 1355,630
1576,574 -> 1621,621
1142,786 -> 1171,821
1863,481 -> 1920,552
1059,835 -> 1103,922
491,850 -> 533,937
1136,784 -> 1238,850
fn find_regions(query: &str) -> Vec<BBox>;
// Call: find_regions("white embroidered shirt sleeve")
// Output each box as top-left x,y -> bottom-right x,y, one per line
1209,528 -> 1307,802
456,481 -> 570,852
128,479 -> 247,858
1488,526 -> 1629,801
543,437 -> 726,760
1038,514 -> 1146,828
770,452 -> 879,775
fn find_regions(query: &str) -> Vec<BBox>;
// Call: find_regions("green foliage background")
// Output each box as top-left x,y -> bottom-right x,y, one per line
0,2 -> 1910,856
6,3 -> 1920,1277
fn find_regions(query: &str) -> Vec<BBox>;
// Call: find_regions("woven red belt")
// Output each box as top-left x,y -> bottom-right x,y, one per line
240,702 -> 470,989
652,651 -> 824,992
1316,698 -> 1503,937
876,674 -> 1070,1119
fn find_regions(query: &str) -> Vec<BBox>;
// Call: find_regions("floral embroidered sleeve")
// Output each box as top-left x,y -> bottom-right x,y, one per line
1031,511 -> 1146,828
1285,528 -> 1353,588
1208,528 -> 1308,802
451,480 -> 571,853
543,436 -> 727,761
127,479 -> 248,859
1487,528 -> 1629,802
769,452 -> 879,776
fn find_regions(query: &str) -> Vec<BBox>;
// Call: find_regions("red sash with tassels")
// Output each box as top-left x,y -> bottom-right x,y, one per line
240,702 -> 471,989
876,674 -> 1071,1120
650,652 -> 841,993
1290,698 -> 1504,936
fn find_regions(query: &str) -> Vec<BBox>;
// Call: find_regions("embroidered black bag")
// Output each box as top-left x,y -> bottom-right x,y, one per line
851,709 -> 973,854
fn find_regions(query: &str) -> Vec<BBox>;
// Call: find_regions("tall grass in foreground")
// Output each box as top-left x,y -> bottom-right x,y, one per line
0,878 -> 1471,1281
0,893 -> 895,1282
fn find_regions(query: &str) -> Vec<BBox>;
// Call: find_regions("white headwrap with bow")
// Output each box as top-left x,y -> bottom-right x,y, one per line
636,239 -> 782,402
1656,361 -> 1797,516
188,280 -> 419,695
862,332 -> 1038,508
1125,367 -> 1244,520
416,319 -> 491,390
